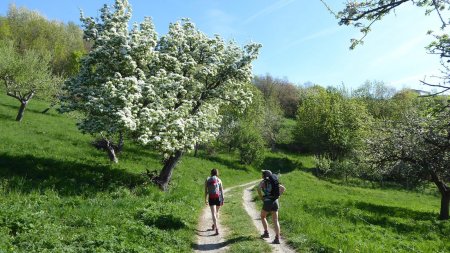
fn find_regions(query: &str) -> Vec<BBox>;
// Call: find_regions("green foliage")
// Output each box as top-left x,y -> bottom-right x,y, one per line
314,155 -> 361,181
214,85 -> 268,165
253,74 -> 299,118
295,86 -> 371,159
3,5 -> 86,76
236,123 -> 266,166
0,16 -> 11,39
352,80 -> 397,119
261,97 -> 284,150
0,40 -> 60,121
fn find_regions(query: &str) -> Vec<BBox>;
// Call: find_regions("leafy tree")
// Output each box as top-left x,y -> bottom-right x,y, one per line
0,16 -> 11,39
367,102 -> 450,219
262,97 -> 284,151
253,74 -> 299,118
235,85 -> 267,165
353,80 -> 397,119
215,85 -> 264,154
236,122 -> 266,166
0,41 -> 58,121
3,4 -> 86,76
214,83 -> 280,161
295,86 -> 371,160
60,0 -> 158,163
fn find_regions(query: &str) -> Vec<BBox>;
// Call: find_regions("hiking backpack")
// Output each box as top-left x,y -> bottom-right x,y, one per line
207,176 -> 221,199
265,174 -> 280,199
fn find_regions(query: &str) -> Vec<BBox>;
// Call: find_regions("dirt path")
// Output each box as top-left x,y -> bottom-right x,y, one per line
193,181 -> 296,253
193,181 -> 258,252
242,185 -> 296,253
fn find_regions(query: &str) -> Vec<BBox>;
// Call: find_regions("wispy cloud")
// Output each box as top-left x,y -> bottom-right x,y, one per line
389,69 -> 441,89
369,35 -> 426,68
285,26 -> 343,49
243,0 -> 295,25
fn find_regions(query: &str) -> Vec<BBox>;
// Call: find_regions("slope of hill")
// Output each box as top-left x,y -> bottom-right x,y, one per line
0,94 -> 261,252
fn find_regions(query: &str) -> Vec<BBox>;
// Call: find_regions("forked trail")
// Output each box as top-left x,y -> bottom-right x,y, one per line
193,180 -> 296,252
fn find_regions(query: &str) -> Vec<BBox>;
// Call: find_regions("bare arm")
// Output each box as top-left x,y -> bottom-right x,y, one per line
220,179 -> 224,200
204,180 -> 208,204
279,184 -> 286,196
257,181 -> 263,200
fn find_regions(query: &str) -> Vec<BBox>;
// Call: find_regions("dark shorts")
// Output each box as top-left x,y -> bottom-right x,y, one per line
209,198 -> 223,206
262,199 -> 279,212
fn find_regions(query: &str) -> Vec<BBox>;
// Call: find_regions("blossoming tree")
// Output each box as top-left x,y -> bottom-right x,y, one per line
136,20 -> 261,190
61,0 -> 260,189
60,0 -> 157,163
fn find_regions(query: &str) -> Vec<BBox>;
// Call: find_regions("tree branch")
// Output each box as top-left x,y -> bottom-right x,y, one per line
340,0 -> 410,24
6,91 -> 21,100
432,0 -> 448,29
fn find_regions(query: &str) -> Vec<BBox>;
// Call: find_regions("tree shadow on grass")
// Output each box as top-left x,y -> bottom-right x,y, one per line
0,113 -> 12,121
353,201 -> 437,222
192,235 -> 253,251
261,156 -> 304,175
140,214 -> 187,230
123,145 -> 162,162
302,200 -> 440,235
0,153 -> 146,196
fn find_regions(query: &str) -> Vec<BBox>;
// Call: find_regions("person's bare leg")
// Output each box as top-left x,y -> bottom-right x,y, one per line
209,205 -> 218,233
272,211 -> 280,238
260,209 -> 269,232
216,205 -> 221,219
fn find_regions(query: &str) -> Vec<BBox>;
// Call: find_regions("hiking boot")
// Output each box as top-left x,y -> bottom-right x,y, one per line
214,229 -> 219,236
272,236 -> 280,244
260,231 -> 269,239
212,224 -> 215,230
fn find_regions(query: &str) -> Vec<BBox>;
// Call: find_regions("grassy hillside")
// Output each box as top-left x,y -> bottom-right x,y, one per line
276,170 -> 450,252
0,94 -> 262,252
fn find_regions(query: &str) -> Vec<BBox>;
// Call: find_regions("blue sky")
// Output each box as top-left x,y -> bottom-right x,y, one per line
0,0 -> 446,91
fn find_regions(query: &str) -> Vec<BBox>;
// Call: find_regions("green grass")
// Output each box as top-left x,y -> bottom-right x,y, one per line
280,170 -> 450,252
221,186 -> 271,253
2,93 -> 449,252
0,94 -> 261,252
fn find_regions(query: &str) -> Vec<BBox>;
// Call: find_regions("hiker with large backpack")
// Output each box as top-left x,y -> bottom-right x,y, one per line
204,168 -> 224,236
257,169 -> 286,244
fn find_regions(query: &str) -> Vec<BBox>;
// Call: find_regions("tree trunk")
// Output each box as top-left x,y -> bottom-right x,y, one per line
117,131 -> 124,153
157,150 -> 183,191
430,171 -> 449,220
106,139 -> 118,163
439,191 -> 449,220
194,142 -> 198,157
16,100 -> 28,121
